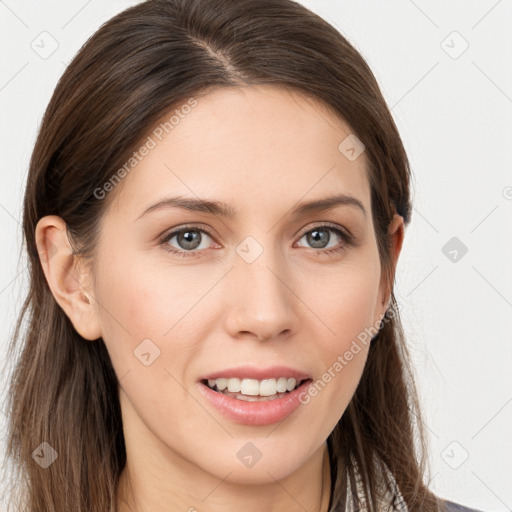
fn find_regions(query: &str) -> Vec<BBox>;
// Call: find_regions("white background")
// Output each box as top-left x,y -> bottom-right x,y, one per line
1,1 -> 511,511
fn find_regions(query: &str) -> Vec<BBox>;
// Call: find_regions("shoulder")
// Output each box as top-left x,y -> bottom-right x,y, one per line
442,499 -> 484,512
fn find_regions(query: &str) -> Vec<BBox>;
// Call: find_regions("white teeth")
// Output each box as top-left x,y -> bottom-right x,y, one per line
240,378 -> 260,396
287,378 -> 297,392
205,376 -> 304,397
227,378 -> 241,393
216,378 -> 228,390
259,378 -> 277,396
276,377 -> 288,393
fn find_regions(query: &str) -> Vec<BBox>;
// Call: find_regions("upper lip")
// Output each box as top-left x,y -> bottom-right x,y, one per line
199,365 -> 311,382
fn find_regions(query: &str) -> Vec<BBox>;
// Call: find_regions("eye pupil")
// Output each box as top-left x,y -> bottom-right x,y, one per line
307,229 -> 329,248
178,230 -> 201,250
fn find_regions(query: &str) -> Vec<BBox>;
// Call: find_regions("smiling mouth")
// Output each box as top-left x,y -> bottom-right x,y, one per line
201,377 -> 312,402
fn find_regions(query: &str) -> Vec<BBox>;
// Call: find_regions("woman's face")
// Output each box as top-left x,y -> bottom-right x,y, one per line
85,85 -> 399,486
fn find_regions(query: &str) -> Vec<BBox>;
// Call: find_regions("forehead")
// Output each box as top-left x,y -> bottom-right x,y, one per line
106,84 -> 371,221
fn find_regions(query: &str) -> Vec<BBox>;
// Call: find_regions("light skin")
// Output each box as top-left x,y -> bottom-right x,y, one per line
36,84 -> 404,512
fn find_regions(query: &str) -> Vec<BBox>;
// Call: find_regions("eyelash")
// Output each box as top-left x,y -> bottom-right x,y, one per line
158,222 -> 355,258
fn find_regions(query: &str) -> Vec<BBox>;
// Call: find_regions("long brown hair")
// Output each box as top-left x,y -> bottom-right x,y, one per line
4,0 -> 446,510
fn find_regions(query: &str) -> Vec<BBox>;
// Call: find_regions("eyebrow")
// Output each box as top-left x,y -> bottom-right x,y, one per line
136,193 -> 367,221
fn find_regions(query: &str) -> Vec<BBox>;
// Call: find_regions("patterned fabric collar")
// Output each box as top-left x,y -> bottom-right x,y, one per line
342,455 -> 410,512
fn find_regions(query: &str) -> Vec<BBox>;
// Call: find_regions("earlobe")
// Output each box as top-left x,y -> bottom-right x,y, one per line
35,215 -> 102,341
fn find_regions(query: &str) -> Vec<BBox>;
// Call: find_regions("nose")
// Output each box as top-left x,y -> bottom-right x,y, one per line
223,242 -> 300,342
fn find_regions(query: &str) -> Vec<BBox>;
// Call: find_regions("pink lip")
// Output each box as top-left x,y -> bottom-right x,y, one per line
197,379 -> 313,426
199,365 -> 311,381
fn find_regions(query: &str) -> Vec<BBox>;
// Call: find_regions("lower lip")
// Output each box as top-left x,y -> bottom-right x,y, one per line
197,380 -> 313,426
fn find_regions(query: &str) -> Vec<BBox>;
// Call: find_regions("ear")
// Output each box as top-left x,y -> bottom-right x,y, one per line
35,215 -> 102,341
375,212 -> 405,322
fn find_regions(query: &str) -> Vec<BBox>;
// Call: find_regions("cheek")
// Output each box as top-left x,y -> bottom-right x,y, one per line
96,250 -> 209,347
93,257 -> 206,433
305,261 -> 381,346
299,261 -> 379,410
93,252 -> 220,398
